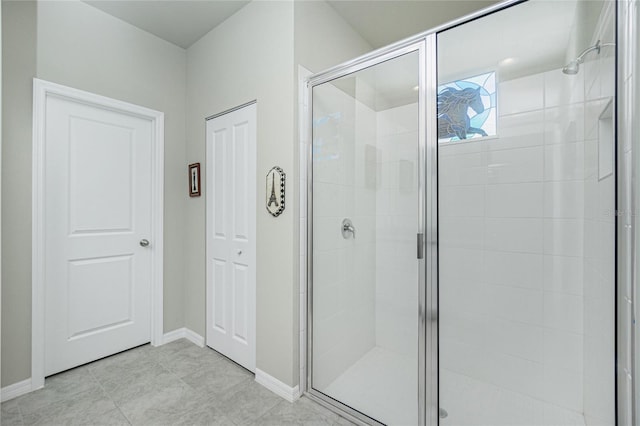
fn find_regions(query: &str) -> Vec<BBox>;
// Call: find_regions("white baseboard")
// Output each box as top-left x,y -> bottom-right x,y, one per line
255,368 -> 301,403
1,378 -> 33,402
162,327 -> 204,347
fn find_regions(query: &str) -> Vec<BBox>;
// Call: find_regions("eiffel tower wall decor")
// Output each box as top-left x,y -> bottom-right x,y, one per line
266,166 -> 285,217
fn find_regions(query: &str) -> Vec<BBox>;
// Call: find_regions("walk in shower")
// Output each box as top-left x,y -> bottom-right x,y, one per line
305,0 -> 627,425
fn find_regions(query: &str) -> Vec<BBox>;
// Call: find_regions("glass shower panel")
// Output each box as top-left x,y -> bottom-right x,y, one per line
437,1 -> 616,425
310,51 -> 420,425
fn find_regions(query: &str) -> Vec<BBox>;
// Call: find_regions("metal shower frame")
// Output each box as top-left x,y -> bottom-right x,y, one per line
302,0 -> 637,424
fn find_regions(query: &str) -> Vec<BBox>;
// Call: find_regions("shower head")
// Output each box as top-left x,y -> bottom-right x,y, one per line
562,40 -> 615,75
562,60 -> 580,75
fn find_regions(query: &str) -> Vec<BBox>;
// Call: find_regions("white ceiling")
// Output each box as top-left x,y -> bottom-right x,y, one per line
83,0 -> 500,50
82,0 -> 588,84
327,0 -> 501,49
84,1 -> 250,49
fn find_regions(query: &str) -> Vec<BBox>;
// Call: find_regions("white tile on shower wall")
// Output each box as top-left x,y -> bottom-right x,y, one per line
597,176 -> 616,222
543,365 -> 583,412
585,98 -> 612,140
544,103 -> 585,145
437,340 -> 476,377
583,178 -> 599,222
313,284 -> 344,323
543,328 -> 583,372
379,161 -> 399,189
439,280 -> 488,318
485,317 -> 544,363
440,247 -> 484,284
485,218 -> 543,253
543,219 -> 584,257
355,101 -> 377,142
439,311 -> 489,351
543,255 -> 583,296
543,291 -> 583,334
484,251 -> 543,290
544,68 -> 585,107
438,139 -> 484,157
439,151 -> 487,186
382,192 -> 418,220
354,188 -> 376,217
351,214 -> 375,245
487,146 -> 544,184
485,350 -> 545,400
543,181 -> 584,219
601,56 -> 615,99
485,182 -> 543,218
498,73 -> 544,115
584,309 -> 616,424
486,110 -> 544,151
544,142 -> 585,181
440,217 -> 484,250
484,284 -> 543,326
440,185 -> 485,217
314,182 -> 351,218
314,216 -> 347,252
584,59 -> 602,101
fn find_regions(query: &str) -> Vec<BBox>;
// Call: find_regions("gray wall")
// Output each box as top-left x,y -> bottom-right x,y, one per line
294,1 -> 372,75
1,0 -> 187,387
1,0 -> 36,388
183,0 -> 379,388
185,0 -> 297,386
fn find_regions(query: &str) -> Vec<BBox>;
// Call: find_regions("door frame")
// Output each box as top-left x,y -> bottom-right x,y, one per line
204,100 -> 258,371
304,39 -> 430,426
31,78 -> 165,390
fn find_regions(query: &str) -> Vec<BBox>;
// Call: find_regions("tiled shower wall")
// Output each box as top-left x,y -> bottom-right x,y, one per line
308,81 -> 377,390
582,2 -> 616,423
439,67 -> 591,413
375,103 -> 419,358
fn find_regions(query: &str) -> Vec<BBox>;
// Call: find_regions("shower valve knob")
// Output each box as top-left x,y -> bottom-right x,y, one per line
341,218 -> 355,239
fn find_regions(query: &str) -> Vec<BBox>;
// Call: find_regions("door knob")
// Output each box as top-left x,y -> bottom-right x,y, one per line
237,250 -> 243,255
140,239 -> 150,247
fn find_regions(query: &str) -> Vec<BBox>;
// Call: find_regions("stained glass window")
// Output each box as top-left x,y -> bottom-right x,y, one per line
438,71 -> 497,142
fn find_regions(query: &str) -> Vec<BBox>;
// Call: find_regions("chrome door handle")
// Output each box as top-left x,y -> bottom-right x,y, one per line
140,239 -> 150,247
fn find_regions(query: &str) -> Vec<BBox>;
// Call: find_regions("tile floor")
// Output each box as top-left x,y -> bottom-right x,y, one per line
0,339 -> 354,426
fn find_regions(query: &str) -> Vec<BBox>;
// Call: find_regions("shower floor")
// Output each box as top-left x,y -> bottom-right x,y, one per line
324,346 -> 418,425
323,348 -> 585,426
440,369 -> 586,426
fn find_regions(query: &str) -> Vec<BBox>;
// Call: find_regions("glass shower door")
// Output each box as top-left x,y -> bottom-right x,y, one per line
309,49 -> 422,425
437,1 -> 616,425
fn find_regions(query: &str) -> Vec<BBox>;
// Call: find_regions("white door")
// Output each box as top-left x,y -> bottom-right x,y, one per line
44,94 -> 154,376
206,103 -> 257,372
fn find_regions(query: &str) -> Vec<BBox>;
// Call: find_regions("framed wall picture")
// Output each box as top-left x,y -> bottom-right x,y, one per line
189,163 -> 201,197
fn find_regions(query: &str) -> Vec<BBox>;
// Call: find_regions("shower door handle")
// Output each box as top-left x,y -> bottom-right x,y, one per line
417,233 -> 424,259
